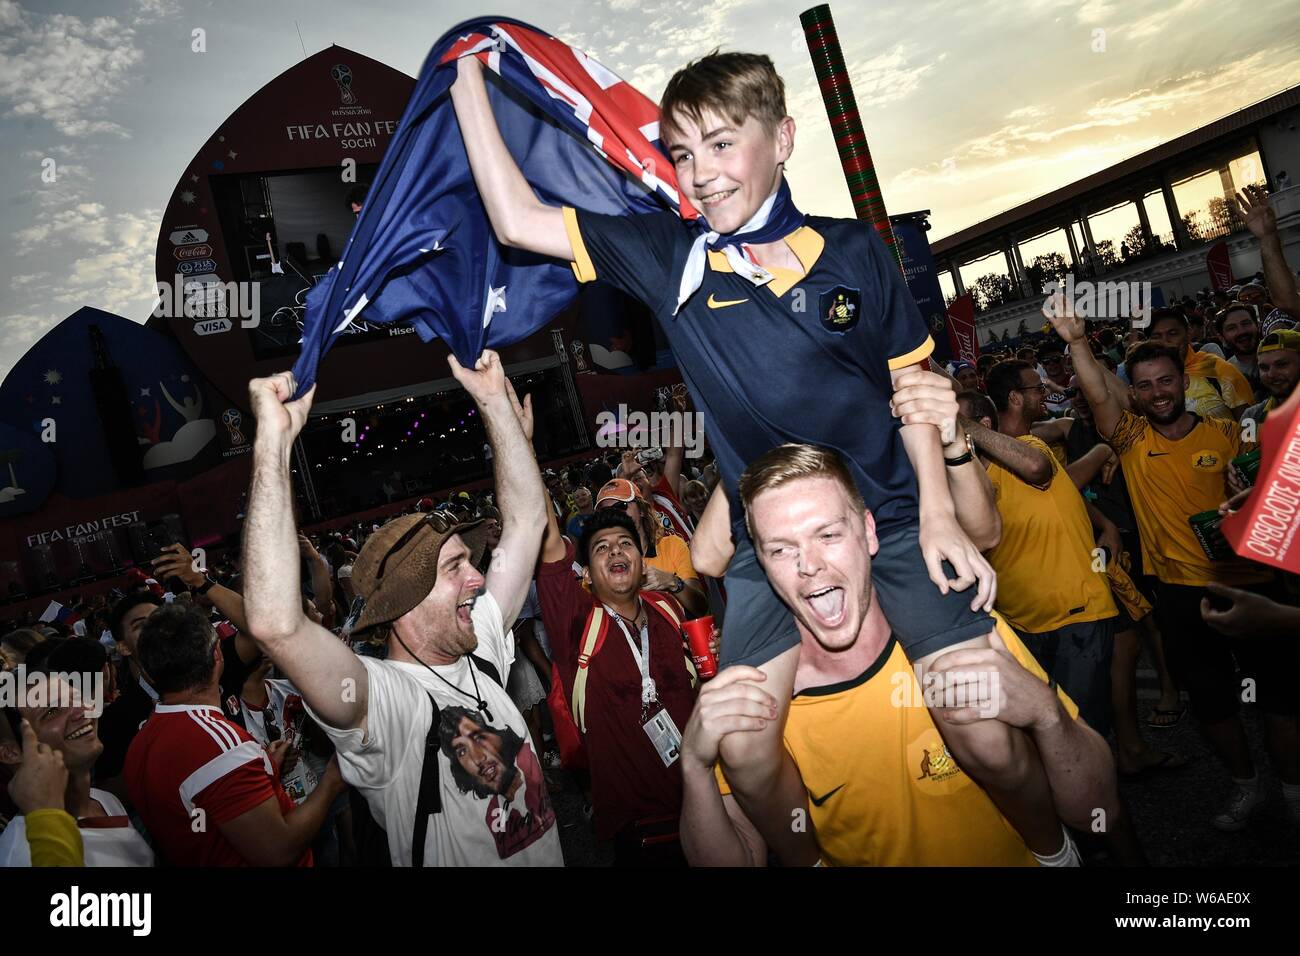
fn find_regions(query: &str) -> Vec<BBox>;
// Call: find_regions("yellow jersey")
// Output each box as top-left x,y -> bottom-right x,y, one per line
985,435 -> 1117,633
1109,410 -> 1269,586
646,532 -> 696,582
1183,347 -> 1255,421
720,614 -> 1078,866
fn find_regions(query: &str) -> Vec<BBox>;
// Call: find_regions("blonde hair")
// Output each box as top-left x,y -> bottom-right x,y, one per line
660,51 -> 787,141
738,444 -> 865,539
639,496 -> 666,548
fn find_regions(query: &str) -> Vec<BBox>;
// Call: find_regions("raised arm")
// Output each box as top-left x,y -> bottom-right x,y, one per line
1236,186 -> 1300,317
449,55 -> 571,259
1046,297 -> 1122,439
298,534 -> 336,627
153,543 -> 252,638
891,369 -> 1000,551
892,362 -> 996,612
689,483 -> 736,579
1029,417 -> 1073,445
663,386 -> 690,497
963,416 -> 1054,488
449,350 -> 546,627
241,372 -> 369,732
539,488 -> 567,564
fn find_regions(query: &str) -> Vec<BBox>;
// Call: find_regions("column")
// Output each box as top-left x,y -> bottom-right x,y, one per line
950,263 -> 966,298
1134,194 -> 1154,252
1063,223 -> 1081,272
1161,178 -> 1188,250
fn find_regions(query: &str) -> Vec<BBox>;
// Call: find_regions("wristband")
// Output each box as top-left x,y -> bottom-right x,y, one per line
943,430 -> 975,465
195,576 -> 217,596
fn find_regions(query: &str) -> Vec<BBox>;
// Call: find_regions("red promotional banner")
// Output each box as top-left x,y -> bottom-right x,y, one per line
1221,388 -> 1300,574
946,294 -> 980,364
1206,241 -> 1234,291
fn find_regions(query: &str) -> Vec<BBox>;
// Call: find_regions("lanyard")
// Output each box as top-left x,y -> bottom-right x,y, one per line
603,602 -> 657,709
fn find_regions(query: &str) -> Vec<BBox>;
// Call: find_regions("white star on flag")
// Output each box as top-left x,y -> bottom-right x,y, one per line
42,369 -> 62,386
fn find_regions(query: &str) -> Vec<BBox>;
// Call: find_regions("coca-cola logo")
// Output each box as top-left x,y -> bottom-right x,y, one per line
174,243 -> 213,260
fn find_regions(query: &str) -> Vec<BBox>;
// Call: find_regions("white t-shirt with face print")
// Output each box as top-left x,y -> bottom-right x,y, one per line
307,590 -> 563,867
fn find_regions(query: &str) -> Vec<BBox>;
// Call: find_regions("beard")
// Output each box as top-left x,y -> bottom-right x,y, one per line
1270,377 -> 1299,402
1143,398 -> 1184,424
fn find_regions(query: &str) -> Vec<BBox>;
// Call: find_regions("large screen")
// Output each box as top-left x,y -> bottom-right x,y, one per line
206,166 -> 419,360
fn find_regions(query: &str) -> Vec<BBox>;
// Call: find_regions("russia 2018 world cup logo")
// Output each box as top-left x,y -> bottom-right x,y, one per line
222,408 -> 246,446
331,64 -> 357,105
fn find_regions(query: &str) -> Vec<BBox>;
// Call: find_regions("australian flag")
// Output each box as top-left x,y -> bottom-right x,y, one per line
292,16 -> 697,393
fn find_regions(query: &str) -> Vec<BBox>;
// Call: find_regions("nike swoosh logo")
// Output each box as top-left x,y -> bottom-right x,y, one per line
809,784 -> 844,807
706,294 -> 749,309
1147,451 -> 1170,457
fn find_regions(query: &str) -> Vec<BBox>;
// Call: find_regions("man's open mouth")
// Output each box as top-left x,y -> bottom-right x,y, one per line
65,722 -> 94,742
456,596 -> 475,623
701,188 -> 737,207
608,560 -> 630,576
804,586 -> 846,627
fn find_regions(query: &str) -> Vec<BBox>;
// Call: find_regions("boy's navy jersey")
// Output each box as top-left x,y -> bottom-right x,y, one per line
564,206 -> 934,534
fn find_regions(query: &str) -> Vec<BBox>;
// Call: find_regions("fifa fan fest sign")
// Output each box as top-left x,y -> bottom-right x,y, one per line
1222,389 -> 1300,573
152,47 -> 417,408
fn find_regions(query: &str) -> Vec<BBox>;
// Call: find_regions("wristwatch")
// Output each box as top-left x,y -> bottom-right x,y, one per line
195,576 -> 218,596
668,575 -> 685,594
943,430 -> 976,467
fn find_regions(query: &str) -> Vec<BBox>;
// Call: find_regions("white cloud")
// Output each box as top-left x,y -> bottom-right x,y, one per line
0,1 -> 145,137
1,205 -> 161,384
892,44 -> 1298,219
133,0 -> 180,25
1075,0 -> 1118,24
1126,0 -> 1210,42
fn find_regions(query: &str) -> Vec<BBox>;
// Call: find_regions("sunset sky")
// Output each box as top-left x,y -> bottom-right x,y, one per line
2,0 -> 1298,380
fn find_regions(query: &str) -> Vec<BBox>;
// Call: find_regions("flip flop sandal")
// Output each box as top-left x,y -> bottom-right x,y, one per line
1147,705 -> 1186,728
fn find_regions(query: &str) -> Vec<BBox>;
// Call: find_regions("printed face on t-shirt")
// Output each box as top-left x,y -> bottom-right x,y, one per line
440,708 -> 522,801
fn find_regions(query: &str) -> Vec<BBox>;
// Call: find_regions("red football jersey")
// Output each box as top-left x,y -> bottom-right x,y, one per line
651,474 -> 694,541
125,703 -> 311,867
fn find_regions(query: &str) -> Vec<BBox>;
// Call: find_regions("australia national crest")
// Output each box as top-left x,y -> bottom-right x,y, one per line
819,285 -> 861,333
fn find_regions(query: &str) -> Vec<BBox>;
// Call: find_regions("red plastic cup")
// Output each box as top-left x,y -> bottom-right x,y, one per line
682,615 -> 718,679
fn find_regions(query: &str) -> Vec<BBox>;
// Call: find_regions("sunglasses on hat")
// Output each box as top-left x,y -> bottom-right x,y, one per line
376,511 -> 458,580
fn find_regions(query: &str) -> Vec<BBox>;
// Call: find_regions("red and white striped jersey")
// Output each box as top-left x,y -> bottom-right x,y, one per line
124,703 -> 310,867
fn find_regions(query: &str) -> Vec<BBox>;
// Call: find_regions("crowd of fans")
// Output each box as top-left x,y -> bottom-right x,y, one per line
2,184 -> 1298,868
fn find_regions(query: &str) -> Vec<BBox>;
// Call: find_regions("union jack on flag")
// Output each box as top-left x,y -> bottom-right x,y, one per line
293,17 -> 695,394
